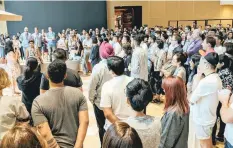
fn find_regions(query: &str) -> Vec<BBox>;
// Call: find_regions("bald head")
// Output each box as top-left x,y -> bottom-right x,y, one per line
192,29 -> 201,39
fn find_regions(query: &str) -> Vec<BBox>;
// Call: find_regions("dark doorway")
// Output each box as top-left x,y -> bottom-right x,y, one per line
114,6 -> 142,31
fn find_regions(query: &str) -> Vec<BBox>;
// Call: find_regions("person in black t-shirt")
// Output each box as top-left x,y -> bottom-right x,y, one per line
40,48 -> 83,94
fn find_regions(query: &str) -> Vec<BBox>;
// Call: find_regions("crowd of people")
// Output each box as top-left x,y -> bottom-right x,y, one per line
0,23 -> 233,148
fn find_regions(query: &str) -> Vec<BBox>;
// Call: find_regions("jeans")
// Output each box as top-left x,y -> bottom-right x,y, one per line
225,140 -> 233,148
48,46 -> 56,62
82,50 -> 91,74
93,104 -> 105,146
0,47 -> 4,58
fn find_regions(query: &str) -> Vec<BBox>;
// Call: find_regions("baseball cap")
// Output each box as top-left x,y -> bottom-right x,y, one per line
204,52 -> 219,67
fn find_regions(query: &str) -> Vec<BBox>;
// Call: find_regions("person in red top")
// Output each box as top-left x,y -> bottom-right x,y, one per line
199,36 -> 216,56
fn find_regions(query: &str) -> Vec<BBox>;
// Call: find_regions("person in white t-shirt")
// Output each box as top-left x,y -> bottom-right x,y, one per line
218,90 -> 233,148
100,56 -> 135,130
112,35 -> 122,57
214,35 -> 226,55
189,52 -> 222,148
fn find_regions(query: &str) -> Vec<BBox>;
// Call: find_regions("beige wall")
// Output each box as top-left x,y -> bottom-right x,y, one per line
0,0 -> 7,34
107,1 -> 233,29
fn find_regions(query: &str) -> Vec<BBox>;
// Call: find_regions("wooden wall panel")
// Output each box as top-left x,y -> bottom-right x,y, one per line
107,1 -> 233,29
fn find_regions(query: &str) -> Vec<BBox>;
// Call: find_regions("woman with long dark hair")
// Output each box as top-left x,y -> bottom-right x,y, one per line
159,76 -> 189,148
5,41 -> 21,95
17,57 -> 42,114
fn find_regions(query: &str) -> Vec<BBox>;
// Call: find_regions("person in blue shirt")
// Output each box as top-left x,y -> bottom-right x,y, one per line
19,27 -> 31,59
46,27 -> 56,62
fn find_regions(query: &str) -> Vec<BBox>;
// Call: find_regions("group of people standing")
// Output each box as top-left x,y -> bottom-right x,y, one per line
0,23 -> 233,148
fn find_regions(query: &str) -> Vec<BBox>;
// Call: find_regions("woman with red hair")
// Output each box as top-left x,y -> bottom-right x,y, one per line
159,76 -> 189,148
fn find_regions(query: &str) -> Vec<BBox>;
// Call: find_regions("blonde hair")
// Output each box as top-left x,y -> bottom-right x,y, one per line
0,68 -> 11,90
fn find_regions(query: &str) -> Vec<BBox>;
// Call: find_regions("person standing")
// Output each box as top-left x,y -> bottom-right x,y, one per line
187,29 -> 202,62
82,33 -> 92,75
125,78 -> 161,148
5,41 -> 21,95
131,34 -> 148,81
159,76 -> 189,148
100,56 -> 135,130
89,37 -> 100,68
112,35 -> 122,56
40,48 -> 83,94
218,90 -> 233,148
46,27 -> 56,62
31,27 -> 42,53
17,57 -> 42,114
19,27 -> 31,60
189,52 -> 222,148
31,59 -> 89,148
0,34 -> 5,60
0,68 -> 29,140
88,41 -> 114,146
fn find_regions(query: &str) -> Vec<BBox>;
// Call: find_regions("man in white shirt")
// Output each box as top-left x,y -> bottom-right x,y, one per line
218,91 -> 233,148
131,34 -> 148,81
100,56 -> 135,130
189,52 -> 222,148
112,35 -> 122,57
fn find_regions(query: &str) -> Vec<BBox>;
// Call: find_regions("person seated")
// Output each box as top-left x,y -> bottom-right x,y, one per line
0,68 -> 29,140
125,78 -> 161,148
102,122 -> 143,148
0,125 -> 46,148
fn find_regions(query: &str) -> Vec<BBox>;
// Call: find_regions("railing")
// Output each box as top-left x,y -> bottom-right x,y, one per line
168,19 -> 233,28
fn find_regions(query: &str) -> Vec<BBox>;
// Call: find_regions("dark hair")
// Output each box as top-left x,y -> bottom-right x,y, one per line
133,34 -> 143,46
174,35 -> 182,44
107,56 -> 125,76
126,78 -> 153,112
215,35 -> 224,46
5,41 -> 14,54
206,36 -> 216,48
53,48 -> 67,61
98,37 -> 104,45
191,54 -> 201,71
174,52 -> 187,66
103,122 -> 143,148
0,125 -> 45,148
210,28 -> 217,33
186,26 -> 191,31
228,32 -> 233,39
219,54 -> 233,72
47,59 -> 67,83
156,39 -> 164,49
92,37 -> 98,44
122,43 -> 132,55
24,57 -> 39,79
189,54 -> 201,81
225,42 -> 233,55
162,33 -> 169,40
123,35 -> 130,43
150,35 -> 156,42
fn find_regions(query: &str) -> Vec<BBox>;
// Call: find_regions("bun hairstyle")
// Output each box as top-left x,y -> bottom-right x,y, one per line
174,52 -> 187,66
126,78 -> 153,112
24,57 -> 39,79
